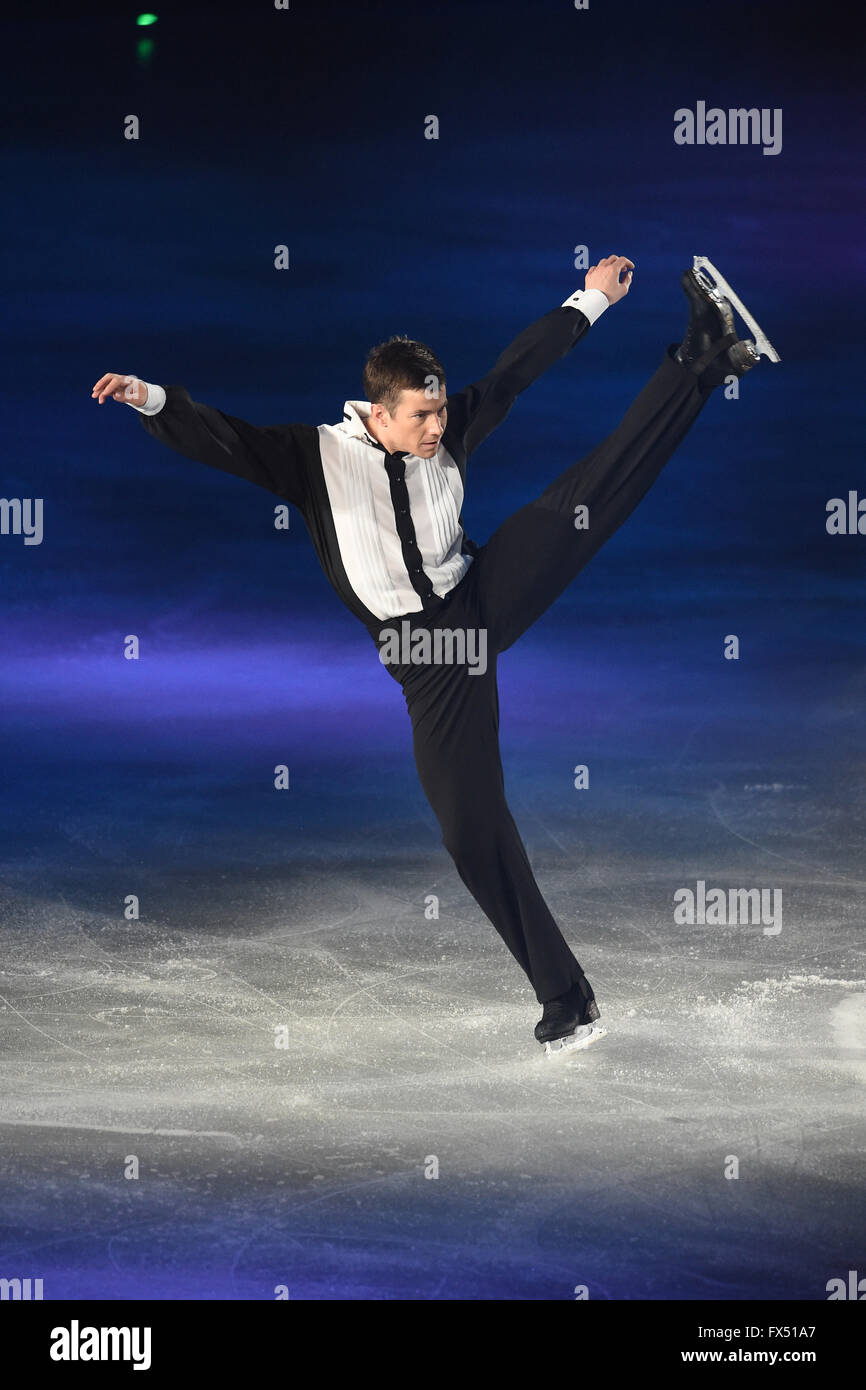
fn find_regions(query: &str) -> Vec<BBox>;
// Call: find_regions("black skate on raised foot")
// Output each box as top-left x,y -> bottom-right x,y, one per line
675,255 -> 781,389
535,975 -> 608,1058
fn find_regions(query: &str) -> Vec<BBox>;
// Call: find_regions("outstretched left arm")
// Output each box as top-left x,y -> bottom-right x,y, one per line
444,255 -> 634,462
442,292 -> 604,461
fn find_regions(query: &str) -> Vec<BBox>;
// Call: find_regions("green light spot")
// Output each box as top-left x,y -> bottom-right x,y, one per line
136,13 -> 158,26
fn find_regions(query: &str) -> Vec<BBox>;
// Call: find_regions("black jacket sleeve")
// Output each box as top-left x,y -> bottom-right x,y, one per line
443,305 -> 592,464
138,386 -> 313,509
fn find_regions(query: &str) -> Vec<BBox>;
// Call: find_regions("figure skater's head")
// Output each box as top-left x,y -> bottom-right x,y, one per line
362,335 -> 447,457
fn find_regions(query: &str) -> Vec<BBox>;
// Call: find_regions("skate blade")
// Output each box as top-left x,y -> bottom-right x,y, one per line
692,255 -> 781,362
542,1022 -> 608,1057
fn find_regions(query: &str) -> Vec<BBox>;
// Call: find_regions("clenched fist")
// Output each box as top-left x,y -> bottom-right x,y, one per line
585,254 -> 635,305
91,373 -> 148,406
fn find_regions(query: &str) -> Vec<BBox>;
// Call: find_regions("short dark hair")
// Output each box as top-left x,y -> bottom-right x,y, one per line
362,335 -> 446,415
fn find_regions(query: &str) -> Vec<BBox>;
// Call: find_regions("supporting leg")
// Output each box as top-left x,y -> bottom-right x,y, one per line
402,651 -> 596,1005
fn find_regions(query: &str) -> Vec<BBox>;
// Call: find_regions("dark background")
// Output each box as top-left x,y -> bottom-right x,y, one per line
3,2 -> 862,777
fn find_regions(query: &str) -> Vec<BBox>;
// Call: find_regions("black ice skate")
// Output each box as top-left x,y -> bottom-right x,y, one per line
675,255 -> 781,388
535,976 -> 608,1057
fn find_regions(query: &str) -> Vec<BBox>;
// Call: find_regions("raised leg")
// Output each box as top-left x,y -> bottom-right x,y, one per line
473,346 -> 718,653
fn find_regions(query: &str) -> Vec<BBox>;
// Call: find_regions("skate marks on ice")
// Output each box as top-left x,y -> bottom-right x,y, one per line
707,782 -> 866,891
1,860 -> 864,1296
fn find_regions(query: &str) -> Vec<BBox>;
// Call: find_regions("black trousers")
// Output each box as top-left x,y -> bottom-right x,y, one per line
377,346 -> 718,1005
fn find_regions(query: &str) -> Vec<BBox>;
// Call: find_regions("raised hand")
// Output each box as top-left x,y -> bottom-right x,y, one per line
585,255 -> 635,305
91,373 -> 148,406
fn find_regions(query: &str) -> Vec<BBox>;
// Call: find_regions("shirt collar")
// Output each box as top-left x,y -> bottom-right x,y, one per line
340,400 -> 408,458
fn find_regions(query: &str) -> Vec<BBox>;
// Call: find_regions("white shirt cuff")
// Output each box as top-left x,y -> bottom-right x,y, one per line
131,382 -> 166,416
561,287 -> 610,325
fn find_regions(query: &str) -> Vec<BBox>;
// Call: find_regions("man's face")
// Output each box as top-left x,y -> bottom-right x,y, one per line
376,383 -> 447,457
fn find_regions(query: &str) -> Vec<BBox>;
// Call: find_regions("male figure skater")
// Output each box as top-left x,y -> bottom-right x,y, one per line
92,255 -> 778,1056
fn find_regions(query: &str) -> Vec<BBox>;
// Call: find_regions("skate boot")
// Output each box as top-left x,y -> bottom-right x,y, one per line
674,255 -> 780,388
535,975 -> 608,1057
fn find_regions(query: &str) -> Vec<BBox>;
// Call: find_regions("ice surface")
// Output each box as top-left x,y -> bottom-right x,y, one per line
1,745 -> 863,1300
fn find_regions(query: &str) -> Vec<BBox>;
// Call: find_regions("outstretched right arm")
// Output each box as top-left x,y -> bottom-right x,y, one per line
91,373 -> 310,509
